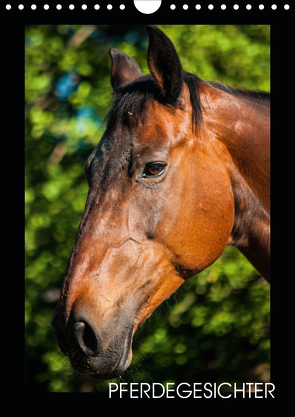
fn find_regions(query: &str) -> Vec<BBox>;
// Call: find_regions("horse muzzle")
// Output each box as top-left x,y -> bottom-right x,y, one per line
51,309 -> 134,379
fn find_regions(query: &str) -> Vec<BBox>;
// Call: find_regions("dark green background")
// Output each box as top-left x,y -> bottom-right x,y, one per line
25,25 -> 270,392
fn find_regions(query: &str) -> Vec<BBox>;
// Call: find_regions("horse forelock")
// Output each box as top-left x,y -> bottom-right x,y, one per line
104,72 -> 206,135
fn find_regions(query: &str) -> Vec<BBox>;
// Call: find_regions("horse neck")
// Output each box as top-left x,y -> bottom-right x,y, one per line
201,85 -> 270,281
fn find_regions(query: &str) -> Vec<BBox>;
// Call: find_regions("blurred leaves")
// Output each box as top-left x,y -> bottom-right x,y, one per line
25,25 -> 270,392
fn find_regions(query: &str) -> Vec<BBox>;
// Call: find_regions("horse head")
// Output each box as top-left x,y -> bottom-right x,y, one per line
51,26 -> 269,379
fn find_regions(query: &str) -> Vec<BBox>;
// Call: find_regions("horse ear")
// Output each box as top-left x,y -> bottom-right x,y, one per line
146,25 -> 183,103
109,48 -> 142,90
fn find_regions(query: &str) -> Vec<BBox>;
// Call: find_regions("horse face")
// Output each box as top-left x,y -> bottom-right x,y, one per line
51,26 -> 235,379
51,94 -> 234,379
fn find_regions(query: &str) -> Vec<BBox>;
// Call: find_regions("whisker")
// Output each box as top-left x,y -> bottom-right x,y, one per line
66,346 -> 80,359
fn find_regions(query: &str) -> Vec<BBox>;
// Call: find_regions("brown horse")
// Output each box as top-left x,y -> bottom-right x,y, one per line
51,26 -> 270,380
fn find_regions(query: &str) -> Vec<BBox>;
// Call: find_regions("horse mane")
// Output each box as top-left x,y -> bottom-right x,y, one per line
207,80 -> 270,105
104,71 -> 270,134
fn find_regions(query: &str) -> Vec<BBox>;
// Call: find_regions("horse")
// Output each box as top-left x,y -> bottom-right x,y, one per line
51,25 -> 270,380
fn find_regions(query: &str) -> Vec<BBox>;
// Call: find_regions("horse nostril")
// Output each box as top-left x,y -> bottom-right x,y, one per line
72,320 -> 101,357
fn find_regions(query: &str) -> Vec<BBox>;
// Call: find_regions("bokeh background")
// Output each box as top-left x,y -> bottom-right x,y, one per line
25,25 -> 270,393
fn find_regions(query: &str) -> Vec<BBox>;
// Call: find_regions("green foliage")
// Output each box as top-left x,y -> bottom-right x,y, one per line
25,25 -> 270,392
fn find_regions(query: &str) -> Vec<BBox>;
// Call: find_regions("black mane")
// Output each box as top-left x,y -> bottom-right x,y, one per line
104,72 -> 270,134
207,81 -> 270,104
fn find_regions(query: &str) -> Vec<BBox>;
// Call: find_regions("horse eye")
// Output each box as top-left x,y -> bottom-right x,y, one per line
142,163 -> 166,178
